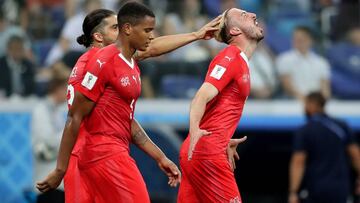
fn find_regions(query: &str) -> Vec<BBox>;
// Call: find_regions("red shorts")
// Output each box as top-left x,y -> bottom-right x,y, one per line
177,156 -> 242,203
64,155 -> 91,203
79,153 -> 150,203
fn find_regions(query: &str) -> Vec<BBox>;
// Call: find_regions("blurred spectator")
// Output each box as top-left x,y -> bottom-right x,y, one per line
65,0 -> 120,19
27,0 -> 66,40
162,0 -> 211,62
0,10 -> 32,58
32,76 -> 68,191
45,0 -> 102,66
326,26 -> 360,99
0,35 -> 35,98
0,0 -> 28,30
249,21 -> 278,99
330,0 -> 359,41
348,25 -> 360,46
203,0 -> 238,17
289,92 -> 360,203
249,43 -> 278,99
276,26 -> 331,101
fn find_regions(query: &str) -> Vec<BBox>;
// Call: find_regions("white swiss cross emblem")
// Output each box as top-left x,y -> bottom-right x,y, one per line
242,74 -> 250,83
121,77 -> 130,87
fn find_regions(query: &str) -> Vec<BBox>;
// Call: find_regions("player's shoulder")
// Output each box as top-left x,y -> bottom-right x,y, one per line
77,47 -> 100,63
93,44 -> 119,62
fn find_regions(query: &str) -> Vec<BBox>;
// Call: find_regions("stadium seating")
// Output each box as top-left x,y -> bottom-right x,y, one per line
327,43 -> 360,99
160,75 -> 203,99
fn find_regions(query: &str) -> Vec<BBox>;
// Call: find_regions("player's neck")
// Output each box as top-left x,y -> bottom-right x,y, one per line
230,39 -> 258,60
115,40 -> 135,61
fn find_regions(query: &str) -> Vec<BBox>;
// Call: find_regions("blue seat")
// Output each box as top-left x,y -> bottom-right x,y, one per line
266,10 -> 316,54
32,39 -> 56,67
130,126 -> 182,202
160,75 -> 203,99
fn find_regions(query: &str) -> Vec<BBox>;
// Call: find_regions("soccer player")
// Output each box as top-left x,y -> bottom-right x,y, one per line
177,8 -> 264,203
37,2 -> 221,202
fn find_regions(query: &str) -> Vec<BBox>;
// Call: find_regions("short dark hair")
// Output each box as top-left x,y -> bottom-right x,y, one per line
306,92 -> 327,108
77,9 -> 115,48
47,77 -> 68,93
294,26 -> 314,39
117,2 -> 155,28
7,35 -> 24,48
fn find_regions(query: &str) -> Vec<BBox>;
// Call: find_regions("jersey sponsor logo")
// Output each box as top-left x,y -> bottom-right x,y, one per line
120,76 -> 130,87
132,75 -> 137,84
210,64 -> 226,80
230,196 -> 241,203
70,67 -> 78,78
81,72 -> 98,90
96,59 -> 106,68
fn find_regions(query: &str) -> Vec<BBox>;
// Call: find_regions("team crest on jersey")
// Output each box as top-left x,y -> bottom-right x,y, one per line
81,72 -> 97,90
230,196 -> 241,203
210,64 -> 226,80
121,76 -> 130,87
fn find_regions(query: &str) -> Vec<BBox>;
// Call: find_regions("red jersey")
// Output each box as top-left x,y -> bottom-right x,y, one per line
181,45 -> 250,159
77,44 -> 142,165
67,47 -> 99,156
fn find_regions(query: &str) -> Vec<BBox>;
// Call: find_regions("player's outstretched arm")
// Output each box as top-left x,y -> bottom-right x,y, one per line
188,82 -> 219,160
134,16 -> 221,61
131,119 -> 181,187
36,92 -> 95,193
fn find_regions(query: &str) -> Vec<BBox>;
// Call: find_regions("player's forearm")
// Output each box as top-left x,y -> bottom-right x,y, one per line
136,32 -> 199,61
189,96 -> 207,132
289,156 -> 305,193
131,119 -> 166,162
55,115 -> 82,173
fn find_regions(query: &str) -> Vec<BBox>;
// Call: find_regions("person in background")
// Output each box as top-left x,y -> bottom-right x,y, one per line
32,71 -> 69,196
289,92 -> 360,203
0,35 -> 35,98
276,26 -> 331,101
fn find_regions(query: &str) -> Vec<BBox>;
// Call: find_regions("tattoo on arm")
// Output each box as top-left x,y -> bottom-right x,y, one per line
132,129 -> 149,146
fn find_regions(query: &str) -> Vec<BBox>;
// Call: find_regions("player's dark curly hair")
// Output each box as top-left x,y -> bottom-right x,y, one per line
117,2 -> 155,28
77,9 -> 115,48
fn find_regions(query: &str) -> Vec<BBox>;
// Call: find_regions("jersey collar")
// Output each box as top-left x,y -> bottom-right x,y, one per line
240,52 -> 249,67
118,53 -> 134,69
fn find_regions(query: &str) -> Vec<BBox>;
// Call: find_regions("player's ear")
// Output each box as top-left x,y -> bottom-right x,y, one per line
229,26 -> 242,36
122,23 -> 132,35
93,32 -> 103,42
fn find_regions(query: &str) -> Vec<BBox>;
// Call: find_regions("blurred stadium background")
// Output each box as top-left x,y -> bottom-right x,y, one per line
0,0 -> 360,202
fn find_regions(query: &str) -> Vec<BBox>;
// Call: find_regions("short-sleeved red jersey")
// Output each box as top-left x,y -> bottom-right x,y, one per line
77,44 -> 142,165
67,47 -> 99,156
180,45 -> 251,159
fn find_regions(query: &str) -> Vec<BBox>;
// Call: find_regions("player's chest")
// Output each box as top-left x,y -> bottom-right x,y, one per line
233,64 -> 250,96
108,63 -> 141,100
